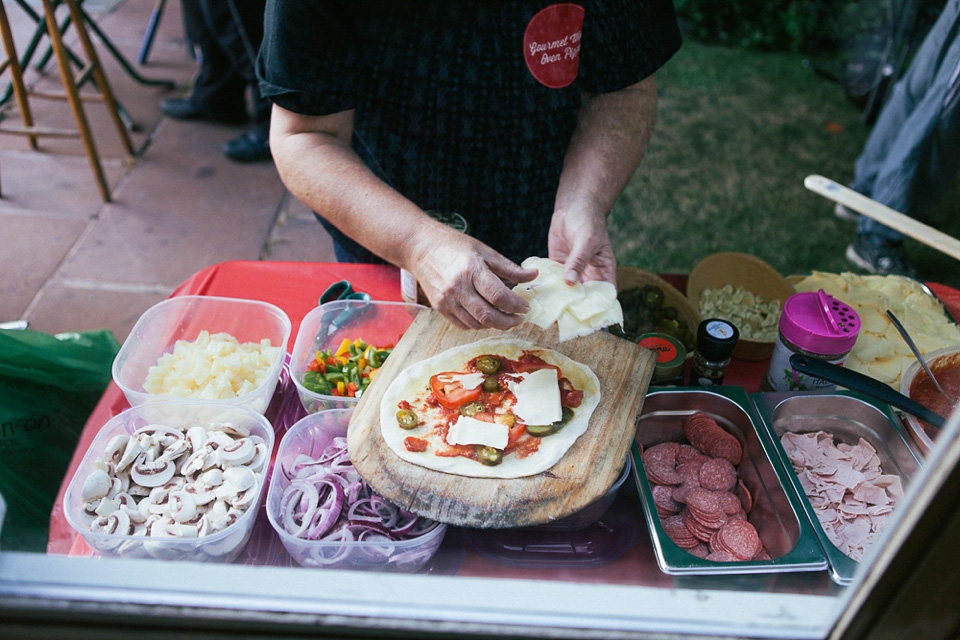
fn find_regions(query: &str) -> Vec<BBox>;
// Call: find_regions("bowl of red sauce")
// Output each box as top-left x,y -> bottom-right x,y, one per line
900,344 -> 960,456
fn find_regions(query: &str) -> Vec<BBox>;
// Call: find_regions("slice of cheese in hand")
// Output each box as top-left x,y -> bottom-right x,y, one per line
506,368 -> 562,425
447,415 -> 509,449
513,256 -> 622,341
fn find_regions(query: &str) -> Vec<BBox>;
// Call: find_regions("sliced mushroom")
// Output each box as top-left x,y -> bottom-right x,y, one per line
222,466 -> 256,492
246,442 -> 269,473
180,449 -> 208,477
186,425 -> 207,451
104,434 -> 130,466
81,468 -> 112,503
168,490 -> 198,523
116,437 -> 143,472
92,509 -> 132,536
218,438 -> 255,466
209,421 -> 250,438
198,468 -> 223,487
130,453 -> 176,488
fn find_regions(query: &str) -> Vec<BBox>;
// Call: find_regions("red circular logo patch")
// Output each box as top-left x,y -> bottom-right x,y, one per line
523,3 -> 585,89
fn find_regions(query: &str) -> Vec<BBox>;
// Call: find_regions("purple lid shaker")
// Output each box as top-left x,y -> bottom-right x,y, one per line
779,289 -> 860,354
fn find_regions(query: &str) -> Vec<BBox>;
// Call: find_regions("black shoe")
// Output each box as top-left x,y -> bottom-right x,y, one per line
160,98 -> 248,126
846,234 -> 921,279
222,129 -> 271,163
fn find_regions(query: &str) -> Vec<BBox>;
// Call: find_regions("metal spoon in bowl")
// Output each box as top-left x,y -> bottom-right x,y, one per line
885,310 -> 954,404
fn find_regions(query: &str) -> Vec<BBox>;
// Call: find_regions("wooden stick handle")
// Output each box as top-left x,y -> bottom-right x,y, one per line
804,174 -> 960,262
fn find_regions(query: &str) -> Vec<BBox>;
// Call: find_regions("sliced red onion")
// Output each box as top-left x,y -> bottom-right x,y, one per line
278,435 -> 441,556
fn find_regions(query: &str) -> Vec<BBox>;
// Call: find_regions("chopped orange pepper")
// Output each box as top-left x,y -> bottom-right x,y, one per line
346,381 -> 358,397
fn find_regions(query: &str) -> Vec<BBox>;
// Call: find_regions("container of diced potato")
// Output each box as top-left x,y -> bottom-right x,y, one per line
113,295 -> 291,414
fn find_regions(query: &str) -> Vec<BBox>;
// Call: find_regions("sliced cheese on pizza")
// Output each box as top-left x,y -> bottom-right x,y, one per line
447,415 -> 509,449
449,372 -> 485,390
507,368 -> 562,424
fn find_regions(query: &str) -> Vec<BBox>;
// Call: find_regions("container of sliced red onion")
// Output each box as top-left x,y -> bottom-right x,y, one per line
265,408 -> 446,571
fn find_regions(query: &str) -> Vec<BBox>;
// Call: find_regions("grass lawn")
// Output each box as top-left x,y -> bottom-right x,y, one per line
610,39 -> 960,286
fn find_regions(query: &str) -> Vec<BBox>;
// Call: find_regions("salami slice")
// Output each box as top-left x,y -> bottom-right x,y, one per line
710,519 -> 762,561
683,413 -> 743,466
699,458 -> 737,492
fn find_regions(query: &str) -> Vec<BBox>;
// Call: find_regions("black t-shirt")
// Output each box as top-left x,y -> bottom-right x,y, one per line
258,0 -> 681,264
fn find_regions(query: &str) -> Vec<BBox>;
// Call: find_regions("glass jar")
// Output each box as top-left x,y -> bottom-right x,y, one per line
761,289 -> 861,392
688,318 -> 739,387
637,333 -> 686,386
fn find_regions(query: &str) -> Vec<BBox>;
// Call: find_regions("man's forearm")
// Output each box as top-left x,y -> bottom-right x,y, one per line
555,75 -> 658,218
268,104 -> 444,270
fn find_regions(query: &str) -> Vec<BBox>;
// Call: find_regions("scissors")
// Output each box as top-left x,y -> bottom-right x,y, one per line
316,280 -> 372,341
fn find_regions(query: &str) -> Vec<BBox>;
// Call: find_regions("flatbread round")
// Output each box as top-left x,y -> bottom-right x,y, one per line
379,337 -> 601,478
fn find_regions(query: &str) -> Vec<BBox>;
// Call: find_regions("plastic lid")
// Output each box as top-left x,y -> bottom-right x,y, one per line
695,318 -> 739,361
638,333 -> 686,380
779,289 -> 860,354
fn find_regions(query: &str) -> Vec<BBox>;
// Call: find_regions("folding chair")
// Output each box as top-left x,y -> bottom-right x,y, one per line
0,0 -> 134,201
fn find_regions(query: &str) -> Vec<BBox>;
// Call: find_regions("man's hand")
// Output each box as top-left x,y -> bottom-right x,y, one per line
410,231 -> 538,330
547,206 -> 616,286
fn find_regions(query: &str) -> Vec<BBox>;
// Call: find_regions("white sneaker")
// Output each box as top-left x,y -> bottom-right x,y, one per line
834,202 -> 860,222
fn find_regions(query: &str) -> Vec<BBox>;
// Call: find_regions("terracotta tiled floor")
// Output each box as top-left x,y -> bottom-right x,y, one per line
0,0 -> 335,343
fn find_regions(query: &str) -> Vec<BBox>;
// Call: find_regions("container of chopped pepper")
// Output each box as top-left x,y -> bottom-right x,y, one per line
291,300 -> 427,413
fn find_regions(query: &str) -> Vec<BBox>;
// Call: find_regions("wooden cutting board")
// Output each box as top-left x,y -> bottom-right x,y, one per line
347,309 -> 655,528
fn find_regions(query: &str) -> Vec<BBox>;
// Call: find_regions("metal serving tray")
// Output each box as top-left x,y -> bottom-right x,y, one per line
633,387 -> 828,576
750,391 -> 923,585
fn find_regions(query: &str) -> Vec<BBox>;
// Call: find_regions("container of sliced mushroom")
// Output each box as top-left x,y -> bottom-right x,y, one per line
750,391 -> 922,585
633,388 -> 827,575
64,401 -> 274,562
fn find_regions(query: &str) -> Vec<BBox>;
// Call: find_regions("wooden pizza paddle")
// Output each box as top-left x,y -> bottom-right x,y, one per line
346,309 -> 655,529
805,174 -> 960,261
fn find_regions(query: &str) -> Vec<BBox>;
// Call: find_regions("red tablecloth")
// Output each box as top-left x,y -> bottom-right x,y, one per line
47,262 -> 960,558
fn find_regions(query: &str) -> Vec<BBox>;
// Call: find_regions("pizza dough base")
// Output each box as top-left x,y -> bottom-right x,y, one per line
379,337 -> 601,478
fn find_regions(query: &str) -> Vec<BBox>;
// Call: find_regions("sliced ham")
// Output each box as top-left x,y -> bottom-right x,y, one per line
780,430 -> 901,561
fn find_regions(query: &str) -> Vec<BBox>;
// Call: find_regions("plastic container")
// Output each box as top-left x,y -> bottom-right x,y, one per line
113,295 -> 291,415
899,344 -> 960,456
762,290 -> 860,392
266,409 -> 446,571
63,401 -> 274,562
291,300 -> 426,413
638,333 -> 686,386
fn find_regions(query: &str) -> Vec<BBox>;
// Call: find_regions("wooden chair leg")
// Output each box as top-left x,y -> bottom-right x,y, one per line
41,0 -> 111,201
60,0 -> 133,156
0,1 -> 38,149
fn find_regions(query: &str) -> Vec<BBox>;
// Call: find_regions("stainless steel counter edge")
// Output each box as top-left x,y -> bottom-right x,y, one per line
0,551 -> 837,639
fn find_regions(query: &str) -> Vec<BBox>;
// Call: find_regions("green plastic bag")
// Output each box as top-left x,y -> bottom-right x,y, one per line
0,328 -> 120,552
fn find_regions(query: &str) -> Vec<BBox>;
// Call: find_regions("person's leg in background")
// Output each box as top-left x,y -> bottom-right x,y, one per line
159,0 -> 248,125
202,0 -> 271,162
844,0 -> 960,277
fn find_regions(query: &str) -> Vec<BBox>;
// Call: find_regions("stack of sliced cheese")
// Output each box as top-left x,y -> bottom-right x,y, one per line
512,257 -> 623,341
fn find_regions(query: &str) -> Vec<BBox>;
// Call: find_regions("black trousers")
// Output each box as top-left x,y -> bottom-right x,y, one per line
181,0 -> 269,126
